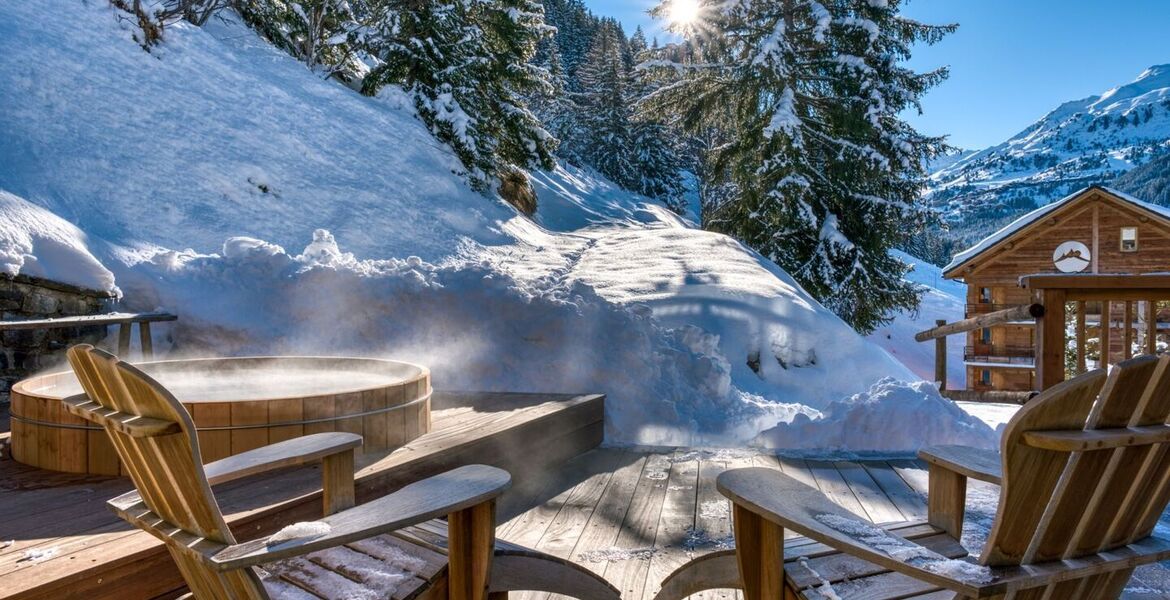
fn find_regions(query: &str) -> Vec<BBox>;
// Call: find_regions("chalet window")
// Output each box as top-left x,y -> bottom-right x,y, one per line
1121,227 -> 1138,252
981,369 -> 992,385
981,327 -> 992,343
979,287 -> 992,303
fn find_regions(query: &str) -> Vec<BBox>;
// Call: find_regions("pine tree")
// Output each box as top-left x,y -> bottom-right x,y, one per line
575,24 -> 637,187
361,0 -> 556,189
630,25 -> 648,58
643,0 -> 955,333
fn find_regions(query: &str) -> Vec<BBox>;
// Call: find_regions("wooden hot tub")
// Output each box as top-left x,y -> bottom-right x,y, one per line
10,356 -> 431,475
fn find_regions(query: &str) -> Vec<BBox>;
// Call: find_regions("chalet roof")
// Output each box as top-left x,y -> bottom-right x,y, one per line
942,186 -> 1170,277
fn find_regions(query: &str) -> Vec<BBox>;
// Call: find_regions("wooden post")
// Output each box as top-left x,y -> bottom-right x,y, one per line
1101,301 -> 1112,369
733,503 -> 786,600
117,323 -> 131,357
448,501 -> 496,600
1125,301 -> 1134,360
934,319 -> 947,391
1147,300 -> 1158,356
139,322 -> 154,360
1037,290 -> 1067,391
1076,301 -> 1087,375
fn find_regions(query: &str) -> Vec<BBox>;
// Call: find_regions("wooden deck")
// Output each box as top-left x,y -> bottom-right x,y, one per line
3,395 -> 1169,599
496,447 -> 1170,600
0,391 -> 605,600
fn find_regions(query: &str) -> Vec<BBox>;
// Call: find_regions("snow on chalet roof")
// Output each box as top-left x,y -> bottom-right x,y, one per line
943,186 -> 1170,275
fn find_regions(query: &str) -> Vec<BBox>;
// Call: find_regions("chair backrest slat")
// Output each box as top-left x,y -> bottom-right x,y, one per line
66,345 -> 268,600
982,354 -> 1170,592
1029,356 -> 1160,562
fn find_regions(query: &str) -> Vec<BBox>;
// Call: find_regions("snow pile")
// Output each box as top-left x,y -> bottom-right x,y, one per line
0,190 -> 117,293
0,0 -> 993,452
755,378 -> 997,454
267,521 -> 332,546
867,250 -> 965,389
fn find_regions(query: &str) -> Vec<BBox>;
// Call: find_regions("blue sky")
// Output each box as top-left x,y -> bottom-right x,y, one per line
583,0 -> 1170,150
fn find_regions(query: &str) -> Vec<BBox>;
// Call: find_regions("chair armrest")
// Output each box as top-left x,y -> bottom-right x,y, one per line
719,468 -> 996,597
918,445 -> 1002,485
208,464 -> 511,571
204,432 -> 362,486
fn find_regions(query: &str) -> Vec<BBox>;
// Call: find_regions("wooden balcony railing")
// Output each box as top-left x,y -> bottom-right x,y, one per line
965,345 -> 1036,365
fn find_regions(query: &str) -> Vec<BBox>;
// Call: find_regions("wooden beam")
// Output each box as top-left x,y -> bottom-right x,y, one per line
1125,301 -> 1134,360
1023,274 -> 1170,290
1066,289 -> 1170,302
1076,301 -> 1087,375
940,390 -> 1037,404
1037,290 -> 1067,391
0,312 -> 178,331
1102,301 -> 1112,369
934,319 -> 947,391
1148,301 -> 1158,356
915,304 -> 1045,342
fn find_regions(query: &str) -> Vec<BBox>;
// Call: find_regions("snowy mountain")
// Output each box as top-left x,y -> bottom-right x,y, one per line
0,1 -> 995,454
928,64 -> 1170,247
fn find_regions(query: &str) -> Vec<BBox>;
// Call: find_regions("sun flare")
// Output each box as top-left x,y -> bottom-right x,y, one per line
669,0 -> 701,26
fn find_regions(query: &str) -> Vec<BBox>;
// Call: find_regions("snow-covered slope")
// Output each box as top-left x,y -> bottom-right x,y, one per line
866,251 -> 966,389
929,65 -> 1170,240
0,1 -> 994,453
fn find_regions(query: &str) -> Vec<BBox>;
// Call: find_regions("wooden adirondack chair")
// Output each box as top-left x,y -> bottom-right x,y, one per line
655,354 -> 1170,599
64,345 -> 620,600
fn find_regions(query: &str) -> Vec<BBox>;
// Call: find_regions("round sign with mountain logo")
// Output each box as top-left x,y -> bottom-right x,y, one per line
1053,241 -> 1091,273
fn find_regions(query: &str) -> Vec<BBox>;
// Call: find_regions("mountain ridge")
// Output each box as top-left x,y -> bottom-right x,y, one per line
925,63 -> 1170,255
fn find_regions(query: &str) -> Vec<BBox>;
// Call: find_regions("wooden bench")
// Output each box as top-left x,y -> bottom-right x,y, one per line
0,312 -> 176,359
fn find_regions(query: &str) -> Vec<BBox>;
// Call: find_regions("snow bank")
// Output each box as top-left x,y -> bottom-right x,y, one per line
755,378 -> 996,455
866,251 -> 965,389
0,190 -> 117,293
0,0 -> 995,453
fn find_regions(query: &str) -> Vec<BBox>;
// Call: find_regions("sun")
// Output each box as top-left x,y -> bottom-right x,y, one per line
669,0 -> 701,26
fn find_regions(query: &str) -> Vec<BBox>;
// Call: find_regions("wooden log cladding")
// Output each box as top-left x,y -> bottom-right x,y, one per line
8,357 -> 431,475
915,304 -> 1046,342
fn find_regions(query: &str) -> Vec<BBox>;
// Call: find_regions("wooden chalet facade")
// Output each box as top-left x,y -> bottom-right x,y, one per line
943,186 -> 1170,392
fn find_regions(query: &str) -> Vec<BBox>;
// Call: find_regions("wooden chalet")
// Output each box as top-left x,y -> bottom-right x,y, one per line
942,186 -> 1170,393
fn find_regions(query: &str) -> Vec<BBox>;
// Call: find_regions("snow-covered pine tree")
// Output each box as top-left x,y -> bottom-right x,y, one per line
643,0 -> 954,332
236,0 -> 367,78
361,0 -> 556,189
630,25 -> 648,58
575,23 -> 637,188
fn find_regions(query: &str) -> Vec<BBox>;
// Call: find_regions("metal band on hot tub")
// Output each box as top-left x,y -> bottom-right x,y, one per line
9,391 -> 432,432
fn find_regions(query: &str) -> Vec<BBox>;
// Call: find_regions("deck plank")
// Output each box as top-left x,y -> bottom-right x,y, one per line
835,461 -> 905,526
642,450 -> 701,600
602,452 -> 672,600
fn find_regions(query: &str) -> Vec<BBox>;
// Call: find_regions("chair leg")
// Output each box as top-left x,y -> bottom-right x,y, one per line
449,500 -> 496,600
927,464 -> 967,539
733,503 -> 786,600
322,449 -> 355,516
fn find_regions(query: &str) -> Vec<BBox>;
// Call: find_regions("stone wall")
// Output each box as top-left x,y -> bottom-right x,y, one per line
1,275 -> 114,400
